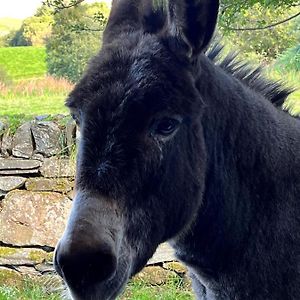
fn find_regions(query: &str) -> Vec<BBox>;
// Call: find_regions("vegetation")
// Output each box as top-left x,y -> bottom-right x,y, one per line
0,46 -> 46,79
46,2 -> 109,82
0,275 -> 193,300
220,4 -> 298,62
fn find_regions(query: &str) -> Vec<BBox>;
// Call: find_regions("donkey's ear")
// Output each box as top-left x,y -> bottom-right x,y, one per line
166,0 -> 219,58
103,0 -> 144,43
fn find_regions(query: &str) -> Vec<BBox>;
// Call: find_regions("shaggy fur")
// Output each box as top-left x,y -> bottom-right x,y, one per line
54,1 -> 300,299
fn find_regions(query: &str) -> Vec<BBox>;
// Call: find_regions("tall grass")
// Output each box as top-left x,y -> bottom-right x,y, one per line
0,76 -> 72,116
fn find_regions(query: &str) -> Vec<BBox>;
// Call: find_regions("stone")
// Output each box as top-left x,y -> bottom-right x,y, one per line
0,176 -> 26,192
12,122 -> 33,158
41,158 -> 75,178
0,190 -> 6,199
31,153 -> 44,161
1,132 -> 13,157
15,266 -> 41,276
0,159 -> 40,175
148,243 -> 175,265
0,169 -> 39,175
0,190 -> 72,247
35,262 -> 54,274
0,121 -> 6,138
25,178 -> 74,193
0,267 -> 22,286
0,159 -> 40,170
65,118 -> 76,154
134,266 -> 178,285
0,247 -> 53,265
35,115 -> 50,121
67,189 -> 75,200
31,121 -> 62,157
163,261 -> 187,274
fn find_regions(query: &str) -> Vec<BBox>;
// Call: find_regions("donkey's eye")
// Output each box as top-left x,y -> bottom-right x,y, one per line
152,118 -> 181,136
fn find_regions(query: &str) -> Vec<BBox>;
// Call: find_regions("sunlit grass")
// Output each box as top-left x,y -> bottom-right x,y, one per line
0,47 -> 46,80
0,76 -> 71,120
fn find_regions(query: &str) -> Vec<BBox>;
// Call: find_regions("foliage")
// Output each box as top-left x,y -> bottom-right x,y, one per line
220,4 -> 298,62
219,0 -> 300,28
0,18 -> 24,47
46,2 -> 109,83
266,68 -> 300,117
0,5 -> 54,47
275,44 -> 300,73
22,15 -> 54,46
0,46 -> 46,80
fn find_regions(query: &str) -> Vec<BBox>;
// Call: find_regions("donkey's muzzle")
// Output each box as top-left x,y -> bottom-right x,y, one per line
54,191 -> 122,292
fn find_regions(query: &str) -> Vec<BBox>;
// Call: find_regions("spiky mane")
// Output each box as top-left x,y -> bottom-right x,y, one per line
207,43 -> 294,108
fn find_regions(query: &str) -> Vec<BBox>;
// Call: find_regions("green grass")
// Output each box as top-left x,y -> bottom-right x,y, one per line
0,76 -> 72,130
0,46 -> 46,80
0,279 -> 61,300
120,277 -> 193,300
0,275 -> 193,300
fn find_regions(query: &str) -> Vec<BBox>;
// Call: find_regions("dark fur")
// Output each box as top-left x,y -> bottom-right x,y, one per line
54,1 -> 300,299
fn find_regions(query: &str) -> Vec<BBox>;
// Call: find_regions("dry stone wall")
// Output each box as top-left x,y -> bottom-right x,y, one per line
0,116 -> 179,282
0,115 -> 76,277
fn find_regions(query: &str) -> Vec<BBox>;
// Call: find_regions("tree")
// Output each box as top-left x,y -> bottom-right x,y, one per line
220,0 -> 300,30
220,4 -> 299,61
22,15 -> 53,46
46,2 -> 109,82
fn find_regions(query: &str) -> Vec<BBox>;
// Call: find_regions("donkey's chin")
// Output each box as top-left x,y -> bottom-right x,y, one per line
66,258 -> 131,300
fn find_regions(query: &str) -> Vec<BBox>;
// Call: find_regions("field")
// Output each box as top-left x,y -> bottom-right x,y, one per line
0,46 -> 46,80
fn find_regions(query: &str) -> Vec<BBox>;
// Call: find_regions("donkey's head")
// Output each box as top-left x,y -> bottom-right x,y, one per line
54,0 -> 219,299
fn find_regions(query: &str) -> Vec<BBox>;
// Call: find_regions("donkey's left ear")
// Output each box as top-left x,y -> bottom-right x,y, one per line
165,0 -> 219,58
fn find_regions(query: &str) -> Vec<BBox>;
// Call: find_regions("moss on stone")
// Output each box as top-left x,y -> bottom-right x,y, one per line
28,250 -> 53,262
0,268 -> 22,286
0,247 -> 18,257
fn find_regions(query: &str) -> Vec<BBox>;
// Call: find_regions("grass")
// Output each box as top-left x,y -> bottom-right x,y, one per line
0,76 -> 72,131
0,46 -> 46,80
120,277 -> 193,300
0,275 -> 193,300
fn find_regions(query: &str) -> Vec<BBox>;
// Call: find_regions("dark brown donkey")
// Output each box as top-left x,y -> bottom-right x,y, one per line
54,0 -> 300,299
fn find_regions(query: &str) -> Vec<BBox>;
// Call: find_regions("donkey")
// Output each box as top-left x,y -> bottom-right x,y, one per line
54,0 -> 300,299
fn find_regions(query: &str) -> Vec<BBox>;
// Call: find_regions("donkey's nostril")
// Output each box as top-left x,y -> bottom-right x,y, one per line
55,243 -> 117,289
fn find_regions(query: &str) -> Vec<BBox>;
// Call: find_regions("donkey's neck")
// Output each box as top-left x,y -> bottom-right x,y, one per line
173,56 -> 300,297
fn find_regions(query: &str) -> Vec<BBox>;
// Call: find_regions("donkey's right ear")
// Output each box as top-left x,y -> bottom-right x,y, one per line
164,0 -> 219,59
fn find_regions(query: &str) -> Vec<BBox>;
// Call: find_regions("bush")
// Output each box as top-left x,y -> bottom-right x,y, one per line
46,2 -> 109,83
275,45 -> 300,73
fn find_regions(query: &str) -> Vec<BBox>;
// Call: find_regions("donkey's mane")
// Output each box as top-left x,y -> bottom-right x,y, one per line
207,43 -> 293,108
